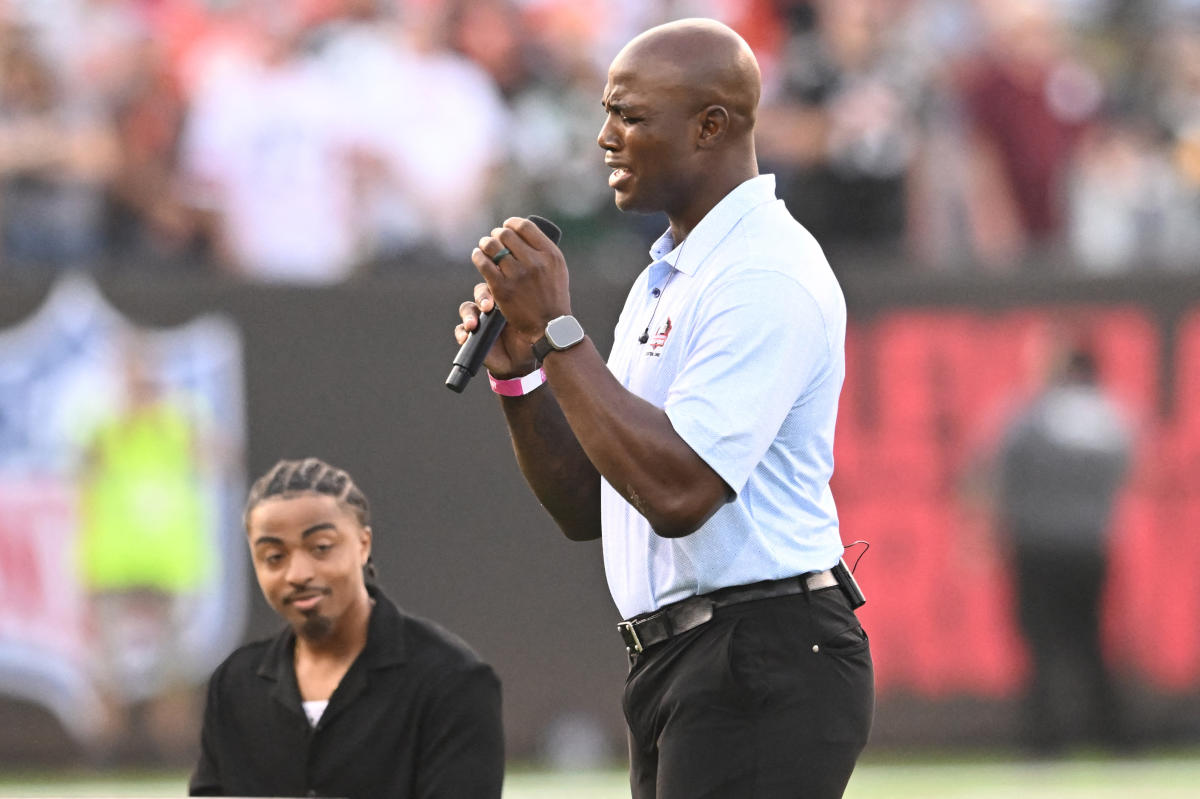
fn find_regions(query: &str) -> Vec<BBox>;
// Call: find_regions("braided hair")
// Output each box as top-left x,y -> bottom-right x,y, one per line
244,457 -> 377,583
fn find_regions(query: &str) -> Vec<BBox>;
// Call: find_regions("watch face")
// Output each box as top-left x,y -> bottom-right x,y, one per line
547,315 -> 585,349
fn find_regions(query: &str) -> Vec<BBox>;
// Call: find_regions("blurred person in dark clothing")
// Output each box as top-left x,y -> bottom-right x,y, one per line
755,0 -> 923,263
995,346 -> 1134,753
190,458 -> 503,799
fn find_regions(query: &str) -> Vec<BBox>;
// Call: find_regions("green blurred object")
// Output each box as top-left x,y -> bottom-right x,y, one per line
78,402 -> 209,593
2,753 -> 1200,798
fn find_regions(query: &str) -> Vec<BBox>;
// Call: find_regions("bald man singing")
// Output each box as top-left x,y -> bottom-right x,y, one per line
456,18 -> 873,798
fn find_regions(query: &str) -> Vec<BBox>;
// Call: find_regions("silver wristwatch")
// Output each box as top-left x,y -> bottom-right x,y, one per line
532,315 -> 585,362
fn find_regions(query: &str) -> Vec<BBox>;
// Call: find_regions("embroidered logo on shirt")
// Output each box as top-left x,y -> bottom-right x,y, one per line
644,318 -> 672,356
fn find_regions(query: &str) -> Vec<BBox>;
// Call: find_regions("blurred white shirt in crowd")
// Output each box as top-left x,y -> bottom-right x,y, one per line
180,48 -> 363,283
315,20 -> 510,261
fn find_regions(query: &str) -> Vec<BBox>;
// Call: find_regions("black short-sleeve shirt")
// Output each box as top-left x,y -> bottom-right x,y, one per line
189,585 -> 504,798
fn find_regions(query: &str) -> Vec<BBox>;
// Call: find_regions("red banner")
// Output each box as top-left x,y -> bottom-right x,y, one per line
835,306 -> 1200,696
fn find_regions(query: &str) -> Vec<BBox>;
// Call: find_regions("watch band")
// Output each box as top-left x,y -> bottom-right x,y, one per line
488,367 -> 547,397
531,336 -> 554,363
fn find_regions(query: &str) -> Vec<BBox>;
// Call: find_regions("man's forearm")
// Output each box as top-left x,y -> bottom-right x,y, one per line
500,387 -> 602,541
537,339 -> 730,538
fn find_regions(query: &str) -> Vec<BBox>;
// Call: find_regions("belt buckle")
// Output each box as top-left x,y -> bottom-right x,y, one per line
617,620 -> 643,654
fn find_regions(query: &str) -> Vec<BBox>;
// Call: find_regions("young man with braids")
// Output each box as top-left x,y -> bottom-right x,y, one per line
189,458 -> 504,798
456,18 -> 872,799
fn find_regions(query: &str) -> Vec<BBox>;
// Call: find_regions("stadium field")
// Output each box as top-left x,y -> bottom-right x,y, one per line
1,751 -> 1198,798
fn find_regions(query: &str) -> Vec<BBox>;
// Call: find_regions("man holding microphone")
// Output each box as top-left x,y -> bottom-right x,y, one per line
456,18 -> 873,799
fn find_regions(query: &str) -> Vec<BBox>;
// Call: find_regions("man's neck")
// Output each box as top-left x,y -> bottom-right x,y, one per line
667,163 -> 758,244
292,590 -> 373,702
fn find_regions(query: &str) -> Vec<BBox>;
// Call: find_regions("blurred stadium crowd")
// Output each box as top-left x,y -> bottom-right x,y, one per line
4,0 -> 1200,282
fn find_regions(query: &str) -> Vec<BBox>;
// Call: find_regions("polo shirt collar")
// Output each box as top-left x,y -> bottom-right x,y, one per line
648,174 -> 777,275
256,584 -> 408,717
359,583 -> 409,668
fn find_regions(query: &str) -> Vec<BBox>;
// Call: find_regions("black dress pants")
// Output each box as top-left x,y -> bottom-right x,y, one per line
623,587 -> 874,799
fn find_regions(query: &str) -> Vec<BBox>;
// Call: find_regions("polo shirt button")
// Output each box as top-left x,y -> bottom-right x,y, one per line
651,288 -> 661,297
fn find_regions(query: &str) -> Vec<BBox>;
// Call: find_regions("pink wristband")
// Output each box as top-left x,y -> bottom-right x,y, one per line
488,367 -> 547,397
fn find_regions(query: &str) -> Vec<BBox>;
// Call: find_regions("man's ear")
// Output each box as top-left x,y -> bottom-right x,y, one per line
360,525 -> 373,563
696,105 -> 730,148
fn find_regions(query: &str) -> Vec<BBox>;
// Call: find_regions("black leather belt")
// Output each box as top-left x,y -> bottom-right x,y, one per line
617,570 -> 838,656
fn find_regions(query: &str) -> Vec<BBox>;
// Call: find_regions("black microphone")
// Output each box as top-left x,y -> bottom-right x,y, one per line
446,214 -> 562,393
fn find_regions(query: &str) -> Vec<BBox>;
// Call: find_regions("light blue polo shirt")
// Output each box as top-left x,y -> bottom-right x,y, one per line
602,174 -> 847,620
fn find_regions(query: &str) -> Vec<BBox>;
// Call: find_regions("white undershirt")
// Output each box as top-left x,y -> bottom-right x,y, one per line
302,699 -> 328,728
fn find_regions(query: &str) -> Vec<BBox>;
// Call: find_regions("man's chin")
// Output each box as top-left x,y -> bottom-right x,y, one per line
614,193 -> 660,216
297,613 -> 334,641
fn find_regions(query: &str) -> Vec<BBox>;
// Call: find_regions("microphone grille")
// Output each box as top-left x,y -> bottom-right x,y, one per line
528,214 -> 562,244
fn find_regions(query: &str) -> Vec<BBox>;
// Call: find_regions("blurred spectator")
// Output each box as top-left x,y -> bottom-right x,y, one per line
176,1 -> 375,282
1066,110 -> 1200,272
17,0 -> 149,108
993,345 -> 1134,753
518,0 -> 664,81
756,0 -> 927,263
76,337 -> 212,764
897,0 -> 989,269
442,0 -> 529,99
105,25 -> 204,264
455,0 -> 616,249
176,0 -> 511,280
0,0 -> 1199,277
0,19 -> 118,271
956,0 -> 1104,268
313,0 -> 510,267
